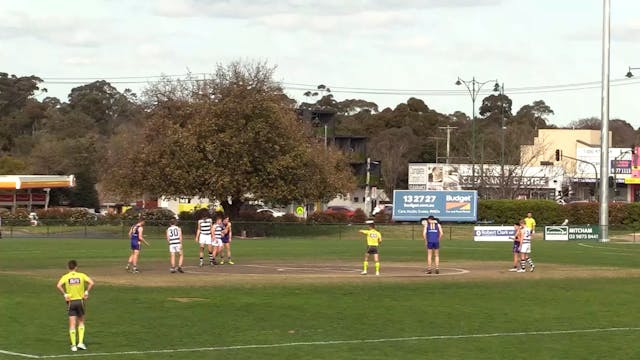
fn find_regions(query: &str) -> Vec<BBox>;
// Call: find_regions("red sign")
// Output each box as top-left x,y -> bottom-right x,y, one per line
0,193 -> 46,206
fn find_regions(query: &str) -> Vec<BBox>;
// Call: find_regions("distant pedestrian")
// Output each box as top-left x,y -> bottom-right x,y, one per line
166,219 -> 184,273
359,220 -> 382,275
56,260 -> 95,352
126,218 -> 150,273
423,216 -> 443,274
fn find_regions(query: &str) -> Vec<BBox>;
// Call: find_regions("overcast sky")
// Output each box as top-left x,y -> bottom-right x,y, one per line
2,0 -> 640,127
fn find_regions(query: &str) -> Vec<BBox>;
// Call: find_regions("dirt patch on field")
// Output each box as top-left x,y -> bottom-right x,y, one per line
6,260 -> 640,287
48,260 -> 640,287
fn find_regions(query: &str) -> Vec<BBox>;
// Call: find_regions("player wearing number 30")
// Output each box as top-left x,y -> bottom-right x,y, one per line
167,219 -> 184,273
56,260 -> 95,352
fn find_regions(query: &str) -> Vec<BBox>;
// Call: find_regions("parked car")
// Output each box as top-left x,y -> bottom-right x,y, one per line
325,205 -> 356,217
257,208 -> 286,217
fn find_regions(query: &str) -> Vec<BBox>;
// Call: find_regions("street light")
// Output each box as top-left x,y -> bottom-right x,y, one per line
455,76 -> 500,186
626,66 -> 640,78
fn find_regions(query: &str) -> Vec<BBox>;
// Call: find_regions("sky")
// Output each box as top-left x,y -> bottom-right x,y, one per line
2,0 -> 640,127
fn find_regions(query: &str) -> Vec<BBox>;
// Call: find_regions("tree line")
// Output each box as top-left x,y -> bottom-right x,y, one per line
0,61 -> 637,212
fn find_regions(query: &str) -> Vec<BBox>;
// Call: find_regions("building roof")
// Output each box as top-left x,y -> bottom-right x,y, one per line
0,175 -> 75,190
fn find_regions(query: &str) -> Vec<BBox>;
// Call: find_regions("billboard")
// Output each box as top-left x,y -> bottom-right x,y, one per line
543,225 -> 600,241
473,226 -> 516,242
392,190 -> 477,222
408,163 -> 462,190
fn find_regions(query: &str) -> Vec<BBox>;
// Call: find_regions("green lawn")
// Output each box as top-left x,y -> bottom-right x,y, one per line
1,234 -> 639,359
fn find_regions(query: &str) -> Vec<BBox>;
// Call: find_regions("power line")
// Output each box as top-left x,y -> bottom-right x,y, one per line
38,74 -> 640,96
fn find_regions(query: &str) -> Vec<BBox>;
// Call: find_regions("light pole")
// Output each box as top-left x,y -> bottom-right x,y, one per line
498,83 -> 507,197
455,77 -> 500,186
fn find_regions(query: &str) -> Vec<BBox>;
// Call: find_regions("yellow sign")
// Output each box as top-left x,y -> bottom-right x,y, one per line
624,178 -> 640,184
295,206 -> 305,216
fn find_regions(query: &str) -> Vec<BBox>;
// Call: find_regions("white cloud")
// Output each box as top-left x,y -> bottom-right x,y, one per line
255,10 -> 416,33
63,57 -> 97,66
394,35 -> 433,50
0,11 -> 107,48
152,0 -> 502,19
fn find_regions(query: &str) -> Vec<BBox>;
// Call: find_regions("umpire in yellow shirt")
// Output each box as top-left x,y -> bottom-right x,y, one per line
56,260 -> 95,352
525,212 -> 537,238
359,220 -> 382,276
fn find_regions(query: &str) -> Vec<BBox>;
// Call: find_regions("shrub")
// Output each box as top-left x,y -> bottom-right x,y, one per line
351,208 -> 367,223
4,208 -> 30,225
307,211 -> 349,224
277,213 -> 302,223
122,207 -> 177,226
373,212 -> 392,223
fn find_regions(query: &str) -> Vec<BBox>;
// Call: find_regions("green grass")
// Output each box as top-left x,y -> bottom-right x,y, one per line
1,235 -> 640,359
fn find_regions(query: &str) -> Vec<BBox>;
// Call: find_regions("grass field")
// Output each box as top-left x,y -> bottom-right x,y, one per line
1,227 -> 640,359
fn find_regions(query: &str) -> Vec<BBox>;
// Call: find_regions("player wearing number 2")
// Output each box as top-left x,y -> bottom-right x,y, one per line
56,260 -> 95,352
167,219 -> 184,273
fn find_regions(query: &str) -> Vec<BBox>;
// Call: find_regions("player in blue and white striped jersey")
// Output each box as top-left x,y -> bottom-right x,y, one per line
518,219 -> 536,272
196,212 -> 215,266
166,219 -> 184,273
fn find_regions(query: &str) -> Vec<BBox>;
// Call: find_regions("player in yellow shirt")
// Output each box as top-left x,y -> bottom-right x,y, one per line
524,212 -> 536,238
359,220 -> 382,275
56,260 -> 95,352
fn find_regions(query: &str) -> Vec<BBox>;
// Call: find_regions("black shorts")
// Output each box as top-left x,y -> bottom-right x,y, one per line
67,299 -> 85,317
366,246 -> 379,254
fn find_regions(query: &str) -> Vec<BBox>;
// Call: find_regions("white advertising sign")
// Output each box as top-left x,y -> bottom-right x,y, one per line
473,226 -> 516,242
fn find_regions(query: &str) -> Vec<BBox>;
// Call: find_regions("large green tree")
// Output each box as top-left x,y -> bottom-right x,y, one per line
102,62 -> 355,216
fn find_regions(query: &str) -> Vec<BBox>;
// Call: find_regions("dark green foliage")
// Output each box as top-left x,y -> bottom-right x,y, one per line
478,200 -> 640,227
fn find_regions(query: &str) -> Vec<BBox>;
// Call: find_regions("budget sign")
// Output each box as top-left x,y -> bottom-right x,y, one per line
392,190 -> 477,222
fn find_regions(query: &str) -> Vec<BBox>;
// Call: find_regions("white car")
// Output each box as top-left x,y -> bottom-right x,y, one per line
257,208 -> 286,217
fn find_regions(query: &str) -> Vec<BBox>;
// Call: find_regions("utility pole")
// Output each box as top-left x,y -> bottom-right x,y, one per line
439,126 -> 457,164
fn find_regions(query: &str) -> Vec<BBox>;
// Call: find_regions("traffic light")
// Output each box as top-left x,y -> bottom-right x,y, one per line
554,149 -> 562,161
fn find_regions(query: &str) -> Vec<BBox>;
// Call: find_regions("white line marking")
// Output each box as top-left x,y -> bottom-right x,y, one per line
30,327 -> 640,358
578,243 -> 637,253
0,349 -> 40,358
